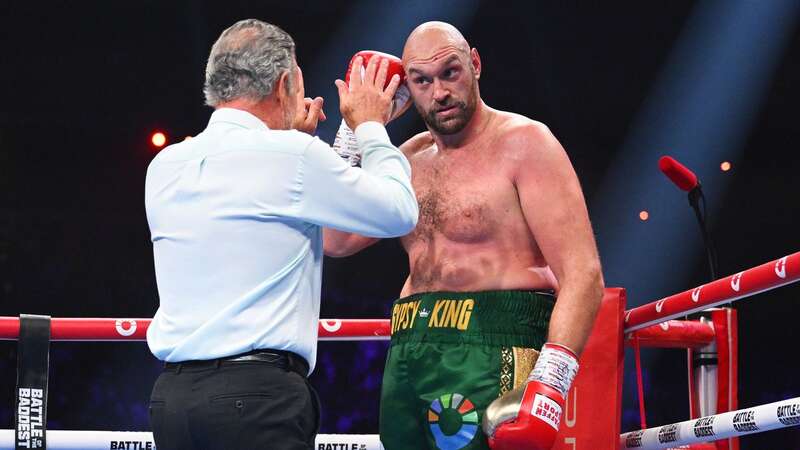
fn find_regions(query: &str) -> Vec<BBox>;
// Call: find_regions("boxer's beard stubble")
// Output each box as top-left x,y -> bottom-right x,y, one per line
418,79 -> 478,135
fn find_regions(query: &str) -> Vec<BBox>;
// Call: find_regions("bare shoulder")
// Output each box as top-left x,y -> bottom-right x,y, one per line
399,131 -> 435,159
491,110 -> 571,180
495,111 -> 558,153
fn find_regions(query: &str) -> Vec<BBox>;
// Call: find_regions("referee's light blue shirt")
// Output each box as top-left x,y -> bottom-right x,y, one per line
145,108 -> 418,372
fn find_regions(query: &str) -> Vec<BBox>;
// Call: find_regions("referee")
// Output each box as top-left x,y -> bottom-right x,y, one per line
144,19 -> 418,450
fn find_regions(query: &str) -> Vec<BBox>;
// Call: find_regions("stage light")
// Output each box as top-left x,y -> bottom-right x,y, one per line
639,211 -> 650,221
720,161 -> 731,171
151,132 -> 167,147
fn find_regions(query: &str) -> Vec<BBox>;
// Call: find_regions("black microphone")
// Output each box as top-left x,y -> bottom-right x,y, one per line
657,155 -> 717,280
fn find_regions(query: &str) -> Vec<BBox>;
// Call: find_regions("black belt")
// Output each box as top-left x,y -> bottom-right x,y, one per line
164,349 -> 309,378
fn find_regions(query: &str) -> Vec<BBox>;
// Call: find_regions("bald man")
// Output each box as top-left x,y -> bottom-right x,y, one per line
325,22 -> 603,450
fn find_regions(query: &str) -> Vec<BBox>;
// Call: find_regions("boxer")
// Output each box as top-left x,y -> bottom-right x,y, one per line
327,22 -> 604,450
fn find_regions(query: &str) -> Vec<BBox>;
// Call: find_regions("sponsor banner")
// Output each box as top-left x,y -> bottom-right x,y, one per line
619,397 -> 800,449
315,433 -> 381,449
15,315 -> 51,450
109,441 -> 154,449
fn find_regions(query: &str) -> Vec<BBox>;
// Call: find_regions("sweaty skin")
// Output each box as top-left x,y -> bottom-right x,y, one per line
324,21 -> 603,354
398,118 -> 558,297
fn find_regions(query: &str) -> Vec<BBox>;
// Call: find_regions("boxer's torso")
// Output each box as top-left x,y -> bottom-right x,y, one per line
399,110 -> 557,297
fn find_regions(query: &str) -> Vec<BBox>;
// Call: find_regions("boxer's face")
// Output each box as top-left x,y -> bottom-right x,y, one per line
405,49 -> 479,135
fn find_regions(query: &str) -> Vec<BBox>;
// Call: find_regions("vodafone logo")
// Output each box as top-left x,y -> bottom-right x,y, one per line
691,286 -> 703,303
776,257 -> 787,279
659,321 -> 670,331
320,319 -> 342,333
625,311 -> 632,323
115,319 -> 137,337
655,300 -> 666,313
731,272 -> 743,292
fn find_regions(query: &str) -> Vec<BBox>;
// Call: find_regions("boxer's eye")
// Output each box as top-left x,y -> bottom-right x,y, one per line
442,67 -> 459,79
413,76 -> 431,85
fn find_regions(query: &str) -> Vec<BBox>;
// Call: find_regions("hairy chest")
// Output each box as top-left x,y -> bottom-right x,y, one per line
403,153 -> 519,245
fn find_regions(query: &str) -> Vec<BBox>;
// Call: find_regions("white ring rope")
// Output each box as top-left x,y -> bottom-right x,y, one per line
0,431 -> 383,450
620,396 -> 800,449
5,392 -> 798,450
5,393 -> 799,450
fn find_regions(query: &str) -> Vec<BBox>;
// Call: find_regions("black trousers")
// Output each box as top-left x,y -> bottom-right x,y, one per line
149,353 -> 319,450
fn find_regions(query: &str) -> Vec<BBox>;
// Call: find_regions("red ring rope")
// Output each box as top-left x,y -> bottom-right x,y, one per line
1,252 -> 794,342
0,318 -> 390,341
624,251 -> 799,332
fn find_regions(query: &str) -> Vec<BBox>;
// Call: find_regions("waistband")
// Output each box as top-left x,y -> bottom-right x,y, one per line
164,349 -> 309,378
389,290 -> 554,347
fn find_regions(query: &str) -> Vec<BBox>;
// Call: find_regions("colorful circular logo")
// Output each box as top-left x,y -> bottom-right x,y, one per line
427,393 -> 479,450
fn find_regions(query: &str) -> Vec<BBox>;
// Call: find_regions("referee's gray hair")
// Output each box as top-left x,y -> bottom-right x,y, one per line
204,19 -> 296,107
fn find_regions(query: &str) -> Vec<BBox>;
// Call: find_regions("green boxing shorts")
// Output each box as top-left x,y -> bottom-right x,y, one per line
379,290 -> 554,450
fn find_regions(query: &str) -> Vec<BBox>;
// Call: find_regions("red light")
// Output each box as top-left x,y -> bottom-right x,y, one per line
639,211 -> 649,221
151,132 -> 167,147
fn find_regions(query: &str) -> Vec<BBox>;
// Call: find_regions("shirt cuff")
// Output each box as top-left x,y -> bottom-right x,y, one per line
354,121 -> 391,145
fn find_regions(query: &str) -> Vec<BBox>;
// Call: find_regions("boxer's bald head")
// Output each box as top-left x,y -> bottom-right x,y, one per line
402,22 -> 481,136
402,21 -> 471,65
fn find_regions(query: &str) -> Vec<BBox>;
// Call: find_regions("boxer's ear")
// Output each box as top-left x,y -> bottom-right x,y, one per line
470,48 -> 482,80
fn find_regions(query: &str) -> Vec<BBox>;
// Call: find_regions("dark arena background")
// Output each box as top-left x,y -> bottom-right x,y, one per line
2,0 -> 799,448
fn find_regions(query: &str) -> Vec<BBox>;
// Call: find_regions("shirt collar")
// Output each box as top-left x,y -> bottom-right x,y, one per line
208,108 -> 271,132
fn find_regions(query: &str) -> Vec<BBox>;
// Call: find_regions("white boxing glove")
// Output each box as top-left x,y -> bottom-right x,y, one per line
332,120 -> 360,166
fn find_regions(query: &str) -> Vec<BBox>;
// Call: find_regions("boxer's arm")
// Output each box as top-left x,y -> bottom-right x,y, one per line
323,229 -> 379,257
514,123 -> 603,355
